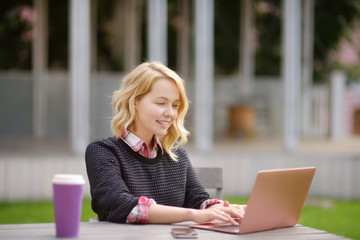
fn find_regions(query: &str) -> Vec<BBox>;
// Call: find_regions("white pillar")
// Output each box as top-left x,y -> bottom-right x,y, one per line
239,0 -> 254,97
113,0 -> 126,66
90,0 -> 97,71
147,0 -> 167,64
33,0 -> 48,137
124,0 -> 141,71
177,0 -> 190,79
282,0 -> 302,151
301,0 -> 314,137
330,70 -> 346,141
70,0 -> 90,155
194,0 -> 214,152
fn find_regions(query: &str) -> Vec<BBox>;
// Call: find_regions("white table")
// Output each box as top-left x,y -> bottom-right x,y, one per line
0,221 -> 348,239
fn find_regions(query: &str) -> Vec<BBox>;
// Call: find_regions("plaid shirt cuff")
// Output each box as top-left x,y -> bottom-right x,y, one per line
126,196 -> 156,224
200,198 -> 224,209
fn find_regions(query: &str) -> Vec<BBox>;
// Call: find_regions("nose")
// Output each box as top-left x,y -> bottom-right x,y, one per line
165,105 -> 177,118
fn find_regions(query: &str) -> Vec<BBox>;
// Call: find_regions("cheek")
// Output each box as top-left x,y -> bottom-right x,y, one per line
174,111 -> 179,120
143,105 -> 163,120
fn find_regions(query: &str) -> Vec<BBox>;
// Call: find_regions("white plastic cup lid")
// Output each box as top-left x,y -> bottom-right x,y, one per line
52,174 -> 85,185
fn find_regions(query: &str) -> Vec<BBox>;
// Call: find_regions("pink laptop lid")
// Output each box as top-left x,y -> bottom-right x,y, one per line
238,167 -> 316,234
191,167 -> 316,234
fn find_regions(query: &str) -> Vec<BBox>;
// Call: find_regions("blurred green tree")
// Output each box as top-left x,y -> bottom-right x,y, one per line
0,0 -> 32,70
0,0 -> 359,83
313,0 -> 360,83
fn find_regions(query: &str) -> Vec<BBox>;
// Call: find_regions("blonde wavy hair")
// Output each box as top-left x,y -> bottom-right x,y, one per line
111,61 -> 189,161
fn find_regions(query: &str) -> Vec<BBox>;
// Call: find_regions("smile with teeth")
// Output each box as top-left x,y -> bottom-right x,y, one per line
157,120 -> 171,128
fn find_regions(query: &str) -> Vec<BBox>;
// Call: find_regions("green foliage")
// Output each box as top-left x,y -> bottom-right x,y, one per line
1,197 -> 359,239
313,0 -> 360,83
0,0 -> 359,78
214,0 -> 240,75
48,0 -> 68,70
0,0 -> 32,70
0,198 -> 96,224
299,199 -> 360,239
254,0 -> 282,76
96,0 -> 124,71
225,196 -> 360,239
0,196 -> 359,239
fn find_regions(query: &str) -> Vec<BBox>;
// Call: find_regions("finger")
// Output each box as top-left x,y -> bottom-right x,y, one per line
234,217 -> 243,224
232,205 -> 245,218
217,210 -> 239,226
232,205 -> 244,215
223,200 -> 230,207
216,211 -> 229,222
224,213 -> 239,226
222,207 -> 243,220
235,205 -> 245,217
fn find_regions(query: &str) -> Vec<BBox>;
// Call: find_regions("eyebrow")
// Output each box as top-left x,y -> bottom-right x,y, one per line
155,97 -> 180,102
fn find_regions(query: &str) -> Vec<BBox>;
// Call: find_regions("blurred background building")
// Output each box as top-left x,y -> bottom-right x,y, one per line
0,0 -> 360,201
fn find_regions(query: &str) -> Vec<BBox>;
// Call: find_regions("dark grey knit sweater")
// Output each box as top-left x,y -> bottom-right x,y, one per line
85,136 -> 210,223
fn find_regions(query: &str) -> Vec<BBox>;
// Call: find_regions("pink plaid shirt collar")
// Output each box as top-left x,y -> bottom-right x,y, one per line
120,128 -> 164,158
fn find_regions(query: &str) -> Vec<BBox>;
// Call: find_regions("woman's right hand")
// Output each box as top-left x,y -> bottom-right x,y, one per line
191,203 -> 245,226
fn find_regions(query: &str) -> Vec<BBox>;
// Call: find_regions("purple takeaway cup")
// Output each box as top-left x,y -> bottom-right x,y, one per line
52,174 -> 85,238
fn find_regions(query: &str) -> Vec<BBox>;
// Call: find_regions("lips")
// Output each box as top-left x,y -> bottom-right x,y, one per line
157,120 -> 171,128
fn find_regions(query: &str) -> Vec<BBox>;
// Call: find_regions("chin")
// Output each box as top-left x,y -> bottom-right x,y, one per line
156,129 -> 168,137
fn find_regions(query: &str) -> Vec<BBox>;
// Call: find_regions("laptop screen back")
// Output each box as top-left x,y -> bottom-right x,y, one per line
238,167 -> 316,234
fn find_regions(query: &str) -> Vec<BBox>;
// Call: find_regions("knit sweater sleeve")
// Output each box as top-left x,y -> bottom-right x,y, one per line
85,139 -> 139,223
177,148 -> 211,209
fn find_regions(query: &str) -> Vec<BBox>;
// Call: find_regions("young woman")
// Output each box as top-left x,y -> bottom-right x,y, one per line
85,62 -> 245,225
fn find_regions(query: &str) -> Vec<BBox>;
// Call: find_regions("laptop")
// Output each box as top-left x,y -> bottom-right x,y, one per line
191,167 -> 316,234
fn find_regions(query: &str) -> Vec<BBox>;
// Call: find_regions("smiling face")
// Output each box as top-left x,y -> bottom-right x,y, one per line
132,78 -> 180,147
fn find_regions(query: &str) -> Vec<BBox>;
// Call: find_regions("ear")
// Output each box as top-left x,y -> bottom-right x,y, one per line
134,99 -> 138,109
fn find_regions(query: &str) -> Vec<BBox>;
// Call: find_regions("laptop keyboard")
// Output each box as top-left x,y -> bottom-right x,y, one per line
212,225 -> 240,231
